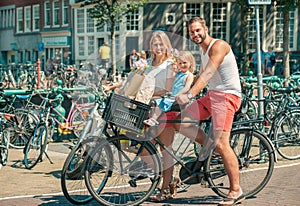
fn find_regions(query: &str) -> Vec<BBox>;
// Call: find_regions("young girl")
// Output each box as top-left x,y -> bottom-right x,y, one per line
144,50 -> 195,126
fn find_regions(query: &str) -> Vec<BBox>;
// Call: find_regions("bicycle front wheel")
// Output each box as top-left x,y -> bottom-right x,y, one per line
9,109 -> 38,149
0,128 -> 10,166
24,124 -> 48,169
205,128 -> 275,198
274,110 -> 300,160
84,135 -> 162,206
61,137 -> 99,205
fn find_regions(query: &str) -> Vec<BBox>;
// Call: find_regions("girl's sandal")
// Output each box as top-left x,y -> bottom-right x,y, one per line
150,189 -> 173,202
169,177 -> 180,198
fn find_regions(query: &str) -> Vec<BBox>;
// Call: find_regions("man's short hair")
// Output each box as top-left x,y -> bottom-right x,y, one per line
188,17 -> 206,27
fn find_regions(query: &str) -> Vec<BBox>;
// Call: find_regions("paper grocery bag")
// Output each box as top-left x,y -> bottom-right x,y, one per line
120,72 -> 145,99
135,75 -> 155,104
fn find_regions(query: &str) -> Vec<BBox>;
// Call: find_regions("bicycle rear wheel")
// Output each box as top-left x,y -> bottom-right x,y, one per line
205,128 -> 275,198
84,135 -> 162,206
274,110 -> 300,160
61,137 -> 100,204
24,124 -> 48,169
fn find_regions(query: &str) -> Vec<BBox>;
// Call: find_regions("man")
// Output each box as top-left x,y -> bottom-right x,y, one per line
98,41 -> 110,69
175,17 -> 243,205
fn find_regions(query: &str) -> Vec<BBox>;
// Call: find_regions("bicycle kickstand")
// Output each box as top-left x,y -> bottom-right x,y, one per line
43,151 -> 54,164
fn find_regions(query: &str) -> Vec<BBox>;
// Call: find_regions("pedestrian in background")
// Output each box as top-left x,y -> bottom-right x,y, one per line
98,41 -> 110,69
250,47 -> 267,75
265,46 -> 276,75
129,49 -> 139,69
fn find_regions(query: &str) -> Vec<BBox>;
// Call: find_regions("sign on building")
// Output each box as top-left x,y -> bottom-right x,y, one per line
38,42 -> 44,52
248,0 -> 271,5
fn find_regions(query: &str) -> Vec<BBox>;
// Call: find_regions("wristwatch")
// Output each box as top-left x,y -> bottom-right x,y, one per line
187,92 -> 193,99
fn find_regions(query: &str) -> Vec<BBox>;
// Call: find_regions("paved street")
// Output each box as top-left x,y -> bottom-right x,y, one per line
0,142 -> 300,206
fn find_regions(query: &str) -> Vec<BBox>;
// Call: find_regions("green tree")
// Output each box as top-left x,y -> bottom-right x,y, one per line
81,0 -> 149,75
274,0 -> 300,81
236,0 -> 253,75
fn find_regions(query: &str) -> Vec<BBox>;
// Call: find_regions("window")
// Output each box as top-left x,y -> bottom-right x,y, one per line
87,12 -> 95,33
77,9 -> 84,33
126,6 -> 139,31
26,51 -> 31,62
186,3 -> 201,19
107,21 -> 120,32
88,36 -> 94,55
32,5 -> 39,31
44,2 -> 50,27
8,9 -> 14,28
17,7 -> 23,32
24,6 -> 31,32
275,9 -> 297,50
186,3 -> 202,51
62,0 -> 69,25
247,7 -> 264,50
96,25 -> 105,32
115,35 -> 120,57
78,37 -> 85,56
53,1 -> 60,26
211,3 -> 227,41
0,10 -> 3,28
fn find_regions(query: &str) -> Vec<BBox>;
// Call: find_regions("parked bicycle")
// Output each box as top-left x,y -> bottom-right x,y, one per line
23,88 -> 93,169
61,84 -> 109,204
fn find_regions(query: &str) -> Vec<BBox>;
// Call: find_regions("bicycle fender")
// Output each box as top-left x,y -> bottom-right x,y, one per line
232,127 -> 278,162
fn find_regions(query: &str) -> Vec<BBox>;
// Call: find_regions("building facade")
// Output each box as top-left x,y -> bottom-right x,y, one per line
0,0 -> 72,68
0,0 -> 299,74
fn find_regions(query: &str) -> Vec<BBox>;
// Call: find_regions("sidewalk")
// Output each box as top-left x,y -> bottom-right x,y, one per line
1,142 -> 300,205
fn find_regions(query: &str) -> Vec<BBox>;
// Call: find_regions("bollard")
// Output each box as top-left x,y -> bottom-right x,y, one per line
37,58 -> 41,89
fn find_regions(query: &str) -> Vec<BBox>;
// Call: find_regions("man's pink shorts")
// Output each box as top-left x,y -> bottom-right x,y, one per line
184,91 -> 241,131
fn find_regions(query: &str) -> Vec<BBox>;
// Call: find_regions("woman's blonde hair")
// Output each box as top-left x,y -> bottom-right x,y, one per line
149,31 -> 173,60
178,50 -> 196,73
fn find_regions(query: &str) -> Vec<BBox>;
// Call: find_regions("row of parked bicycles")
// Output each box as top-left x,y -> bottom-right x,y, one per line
0,83 -> 107,168
0,62 -> 109,90
0,70 -> 299,206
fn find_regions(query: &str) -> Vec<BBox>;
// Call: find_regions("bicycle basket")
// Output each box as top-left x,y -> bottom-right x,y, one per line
103,93 -> 150,134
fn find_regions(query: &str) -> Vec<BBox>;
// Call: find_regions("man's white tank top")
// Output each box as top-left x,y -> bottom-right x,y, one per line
201,39 -> 241,97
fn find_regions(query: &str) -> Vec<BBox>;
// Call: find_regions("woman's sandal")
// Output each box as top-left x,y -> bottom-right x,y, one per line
150,189 -> 173,202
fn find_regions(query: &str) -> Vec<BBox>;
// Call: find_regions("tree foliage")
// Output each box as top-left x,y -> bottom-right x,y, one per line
80,0 -> 149,75
81,0 -> 148,29
274,0 -> 300,12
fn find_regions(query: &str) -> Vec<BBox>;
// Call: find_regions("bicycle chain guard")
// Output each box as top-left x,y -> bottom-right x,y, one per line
179,160 -> 204,185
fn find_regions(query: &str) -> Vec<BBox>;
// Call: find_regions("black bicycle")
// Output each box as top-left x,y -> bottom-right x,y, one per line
81,93 -> 275,206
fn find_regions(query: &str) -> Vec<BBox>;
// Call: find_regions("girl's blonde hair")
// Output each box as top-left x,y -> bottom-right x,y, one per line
149,31 -> 173,60
178,50 -> 196,73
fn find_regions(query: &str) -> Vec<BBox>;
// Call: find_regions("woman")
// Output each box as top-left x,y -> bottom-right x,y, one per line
135,30 -> 180,202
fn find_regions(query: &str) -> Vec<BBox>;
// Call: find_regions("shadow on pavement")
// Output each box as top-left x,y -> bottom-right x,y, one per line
37,195 -> 97,206
46,170 -> 62,179
36,194 -> 222,205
